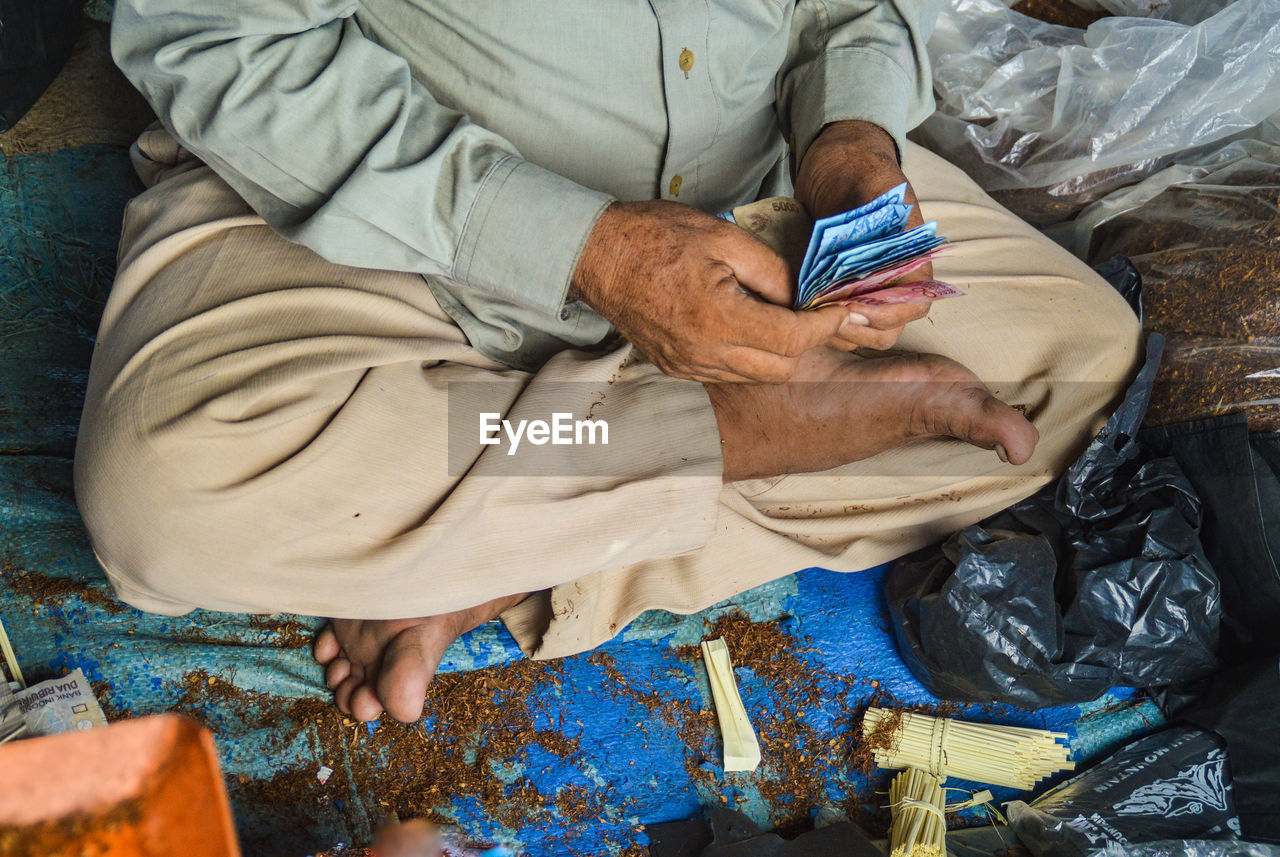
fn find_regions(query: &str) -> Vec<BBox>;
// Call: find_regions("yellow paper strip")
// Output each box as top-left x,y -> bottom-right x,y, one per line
700,638 -> 761,773
0,616 -> 24,688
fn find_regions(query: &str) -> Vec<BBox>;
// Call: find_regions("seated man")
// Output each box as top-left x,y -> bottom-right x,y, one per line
76,0 -> 1141,724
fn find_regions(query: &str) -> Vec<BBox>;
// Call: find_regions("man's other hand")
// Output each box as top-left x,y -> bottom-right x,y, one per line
570,200 -> 851,383
795,120 -> 933,353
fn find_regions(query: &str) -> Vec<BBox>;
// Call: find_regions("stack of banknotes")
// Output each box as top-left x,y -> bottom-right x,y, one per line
794,183 -> 961,310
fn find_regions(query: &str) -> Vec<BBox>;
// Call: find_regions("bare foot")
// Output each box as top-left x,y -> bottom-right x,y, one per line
707,348 -> 1039,481
312,593 -> 527,723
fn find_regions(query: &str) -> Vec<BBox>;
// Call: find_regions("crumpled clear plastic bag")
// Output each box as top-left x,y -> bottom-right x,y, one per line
1052,144 -> 1280,431
885,335 -> 1223,708
1049,131 -> 1280,258
912,0 -> 1280,226
1007,728 -> 1240,857
1145,337 -> 1280,433
1083,147 -> 1280,334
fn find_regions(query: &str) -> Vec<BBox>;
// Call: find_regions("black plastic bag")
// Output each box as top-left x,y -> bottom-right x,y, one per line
946,825 -> 1026,857
1093,254 -> 1144,319
0,0 -> 83,132
1163,656 -> 1280,844
886,334 -> 1222,708
1097,844 -> 1280,857
645,808 -> 880,857
1141,416 -> 1280,663
1007,727 -> 1240,857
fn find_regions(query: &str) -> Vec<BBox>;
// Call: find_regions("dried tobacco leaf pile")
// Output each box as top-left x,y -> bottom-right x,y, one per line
1090,160 -> 1280,430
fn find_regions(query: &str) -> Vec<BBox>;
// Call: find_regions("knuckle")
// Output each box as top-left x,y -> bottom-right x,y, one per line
724,351 -> 764,382
779,326 -> 808,358
766,359 -> 798,383
738,351 -> 795,384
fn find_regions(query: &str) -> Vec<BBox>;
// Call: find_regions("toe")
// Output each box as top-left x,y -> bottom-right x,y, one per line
349,684 -> 385,723
976,391 -> 1039,464
954,387 -> 1039,464
313,625 -> 341,664
376,633 -> 443,724
333,670 -> 365,717
325,657 -> 352,690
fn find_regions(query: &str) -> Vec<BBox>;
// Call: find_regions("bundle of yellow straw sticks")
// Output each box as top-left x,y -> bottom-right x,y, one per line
889,768 -> 946,857
866,707 -> 1076,857
863,707 -> 1074,790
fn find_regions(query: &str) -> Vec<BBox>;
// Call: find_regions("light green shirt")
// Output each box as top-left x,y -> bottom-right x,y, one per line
111,0 -> 940,370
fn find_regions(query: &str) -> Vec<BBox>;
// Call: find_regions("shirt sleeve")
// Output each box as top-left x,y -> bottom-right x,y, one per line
110,0 -> 615,319
775,0 -> 943,166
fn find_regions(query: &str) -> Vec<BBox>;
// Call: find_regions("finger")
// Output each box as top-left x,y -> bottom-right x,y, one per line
720,229 -> 794,306
841,299 -> 931,331
649,353 -> 761,384
831,324 -> 907,351
903,261 -> 934,282
904,198 -> 926,231
731,299 -> 849,357
884,260 -> 934,289
691,367 -> 761,384
640,330 -> 798,384
720,346 -> 803,384
679,364 -> 777,384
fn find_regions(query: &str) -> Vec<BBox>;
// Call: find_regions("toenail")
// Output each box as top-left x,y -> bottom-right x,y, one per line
994,443 -> 1009,463
846,312 -> 870,327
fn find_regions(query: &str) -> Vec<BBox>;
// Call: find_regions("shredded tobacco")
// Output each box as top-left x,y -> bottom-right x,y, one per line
1,554 -> 126,614
1092,164 -> 1280,430
165,658 -> 643,852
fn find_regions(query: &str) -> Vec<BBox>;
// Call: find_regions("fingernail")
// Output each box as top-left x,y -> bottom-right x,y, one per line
994,443 -> 1009,464
846,312 -> 870,326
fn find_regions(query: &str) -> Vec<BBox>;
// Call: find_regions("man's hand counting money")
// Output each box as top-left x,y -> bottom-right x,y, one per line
571,200 -> 852,383
795,121 -> 935,352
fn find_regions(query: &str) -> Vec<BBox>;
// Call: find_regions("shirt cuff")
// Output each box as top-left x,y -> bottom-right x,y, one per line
789,46 -> 914,168
454,156 -> 615,318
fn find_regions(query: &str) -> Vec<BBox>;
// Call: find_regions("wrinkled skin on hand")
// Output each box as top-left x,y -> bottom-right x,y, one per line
570,198 -> 853,383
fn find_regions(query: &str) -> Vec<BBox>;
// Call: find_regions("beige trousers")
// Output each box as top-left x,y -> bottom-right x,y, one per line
74,128 -> 1142,660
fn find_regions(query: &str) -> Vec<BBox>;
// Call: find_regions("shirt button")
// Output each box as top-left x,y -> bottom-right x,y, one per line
559,305 -> 572,321
668,174 -> 683,196
679,48 -> 695,73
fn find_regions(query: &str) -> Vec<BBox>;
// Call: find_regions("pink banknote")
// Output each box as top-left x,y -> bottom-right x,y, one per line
803,246 -> 951,308
833,280 -> 965,307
